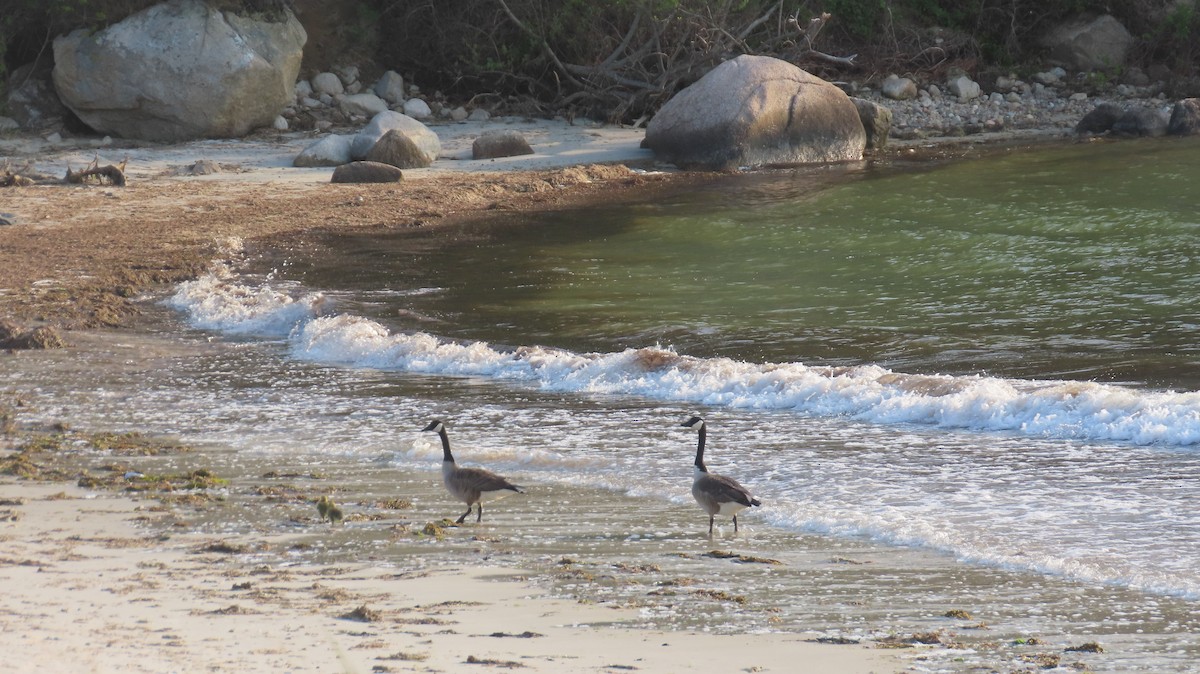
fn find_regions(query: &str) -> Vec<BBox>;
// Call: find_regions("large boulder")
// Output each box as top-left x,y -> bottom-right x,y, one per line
643,55 -> 865,170
1112,106 -> 1169,137
851,98 -> 892,150
1041,14 -> 1132,71
52,0 -> 306,142
1076,102 -> 1124,134
294,134 -> 354,167
350,110 -> 440,161
366,129 -> 433,169
472,130 -> 535,159
1168,98 -> 1200,135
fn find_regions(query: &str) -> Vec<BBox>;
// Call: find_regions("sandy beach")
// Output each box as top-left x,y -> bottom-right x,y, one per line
0,118 -> 932,673
0,476 -> 906,673
0,470 -> 904,673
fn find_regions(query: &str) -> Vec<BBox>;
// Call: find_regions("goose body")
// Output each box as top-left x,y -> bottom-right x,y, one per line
682,416 -> 761,535
422,420 -> 524,524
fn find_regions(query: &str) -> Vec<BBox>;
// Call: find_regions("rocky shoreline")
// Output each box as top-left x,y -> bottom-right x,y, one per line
2,48 -> 1195,346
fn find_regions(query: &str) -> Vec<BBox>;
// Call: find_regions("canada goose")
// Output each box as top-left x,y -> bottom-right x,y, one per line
421,419 -> 525,524
681,416 -> 761,535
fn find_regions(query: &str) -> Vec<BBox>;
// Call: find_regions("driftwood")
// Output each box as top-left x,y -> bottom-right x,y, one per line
0,160 -> 38,187
65,157 -> 128,186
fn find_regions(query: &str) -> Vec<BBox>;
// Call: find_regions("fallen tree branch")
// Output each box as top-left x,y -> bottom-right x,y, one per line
65,157 -> 128,187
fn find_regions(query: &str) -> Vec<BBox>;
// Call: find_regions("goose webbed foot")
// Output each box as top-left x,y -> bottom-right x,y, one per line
455,506 -> 472,525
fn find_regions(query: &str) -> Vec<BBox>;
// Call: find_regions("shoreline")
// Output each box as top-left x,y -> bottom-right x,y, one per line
0,116 -> 1083,335
0,477 -> 905,673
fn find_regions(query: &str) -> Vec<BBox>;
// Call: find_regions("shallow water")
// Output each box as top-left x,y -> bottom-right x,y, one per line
7,136 -> 1200,672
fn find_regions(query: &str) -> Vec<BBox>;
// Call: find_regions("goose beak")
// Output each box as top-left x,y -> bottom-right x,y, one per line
421,420 -> 441,432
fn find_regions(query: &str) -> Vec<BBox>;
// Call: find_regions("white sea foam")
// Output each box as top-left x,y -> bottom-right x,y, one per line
169,269 -> 1200,447
166,263 -> 326,336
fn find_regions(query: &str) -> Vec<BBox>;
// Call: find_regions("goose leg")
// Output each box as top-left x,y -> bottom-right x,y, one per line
733,515 -> 739,533
708,515 -> 715,537
476,504 -> 483,523
456,505 -> 472,524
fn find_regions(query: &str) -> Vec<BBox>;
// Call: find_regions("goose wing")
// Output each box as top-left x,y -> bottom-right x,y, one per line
701,472 -> 758,507
453,466 -> 525,495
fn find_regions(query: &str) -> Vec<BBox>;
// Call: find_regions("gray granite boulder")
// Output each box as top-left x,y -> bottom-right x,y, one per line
374,71 -> 405,105
472,130 -> 535,159
851,98 -> 892,150
350,110 -> 440,161
1168,98 -> 1200,135
643,55 -> 865,170
881,75 -> 917,101
366,129 -> 433,168
52,0 -> 306,141
1076,102 -> 1124,134
1113,107 -> 1169,137
294,134 -> 354,167
340,93 -> 389,118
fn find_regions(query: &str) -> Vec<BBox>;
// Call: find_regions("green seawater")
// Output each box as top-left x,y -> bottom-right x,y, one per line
287,136 -> 1200,388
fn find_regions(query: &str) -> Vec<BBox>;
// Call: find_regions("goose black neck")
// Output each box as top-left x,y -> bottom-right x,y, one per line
694,425 -> 707,471
438,429 -> 454,463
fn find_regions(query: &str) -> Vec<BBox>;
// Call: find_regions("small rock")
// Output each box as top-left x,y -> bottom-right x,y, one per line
186,159 -> 221,175
311,72 -> 344,96
450,106 -> 469,122
294,79 -> 313,99
403,98 -> 432,119
374,70 -> 405,104
272,115 -> 288,130
333,64 -> 360,86
881,74 -> 918,101
468,108 -> 490,122
0,116 -> 18,132
340,93 -> 389,117
331,161 -> 404,183
947,75 -> 981,101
